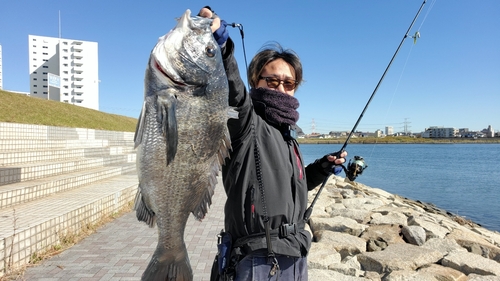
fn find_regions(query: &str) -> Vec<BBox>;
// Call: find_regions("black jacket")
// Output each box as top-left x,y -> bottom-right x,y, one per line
221,38 -> 328,257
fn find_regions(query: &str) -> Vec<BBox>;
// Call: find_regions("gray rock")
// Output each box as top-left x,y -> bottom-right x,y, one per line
357,244 -> 443,274
370,212 -> 408,226
447,228 -> 500,261
310,216 -> 367,237
315,230 -> 366,259
471,227 -> 500,247
417,264 -> 467,281
308,268 -> 370,280
360,224 -> 406,251
382,270 -> 440,281
401,225 -> 426,246
441,250 -> 500,276
408,214 -> 450,239
306,176 -> 500,279
421,238 -> 467,256
371,205 -> 421,219
330,208 -> 372,224
467,274 -> 500,280
308,241 -> 342,269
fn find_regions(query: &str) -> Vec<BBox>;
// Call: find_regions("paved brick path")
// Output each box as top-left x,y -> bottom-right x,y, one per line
21,181 -> 226,281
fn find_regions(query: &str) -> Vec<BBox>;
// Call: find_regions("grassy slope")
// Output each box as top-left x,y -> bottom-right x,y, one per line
0,89 -> 137,132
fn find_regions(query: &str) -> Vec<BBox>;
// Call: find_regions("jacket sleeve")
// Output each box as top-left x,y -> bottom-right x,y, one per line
305,159 -> 330,190
221,37 -> 252,139
221,37 -> 247,108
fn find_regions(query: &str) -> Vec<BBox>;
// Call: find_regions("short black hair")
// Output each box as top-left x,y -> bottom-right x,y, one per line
247,42 -> 303,90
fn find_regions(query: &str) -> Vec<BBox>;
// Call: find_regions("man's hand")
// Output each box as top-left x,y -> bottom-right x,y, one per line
198,7 -> 221,33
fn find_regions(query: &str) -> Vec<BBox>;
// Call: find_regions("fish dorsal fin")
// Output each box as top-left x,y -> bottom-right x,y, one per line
134,101 -> 147,149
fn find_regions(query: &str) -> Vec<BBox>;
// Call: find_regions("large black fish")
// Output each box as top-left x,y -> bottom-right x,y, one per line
134,9 -> 236,281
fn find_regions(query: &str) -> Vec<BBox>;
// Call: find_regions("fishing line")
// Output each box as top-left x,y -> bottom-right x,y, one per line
304,0 -> 428,222
366,36 -> 417,160
366,0 -> 435,160
418,0 -> 436,31
229,23 -> 250,90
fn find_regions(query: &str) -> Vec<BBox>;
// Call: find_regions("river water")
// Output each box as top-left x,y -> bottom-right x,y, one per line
300,143 -> 500,232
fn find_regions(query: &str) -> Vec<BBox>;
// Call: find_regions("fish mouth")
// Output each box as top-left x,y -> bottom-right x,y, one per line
154,59 -> 187,87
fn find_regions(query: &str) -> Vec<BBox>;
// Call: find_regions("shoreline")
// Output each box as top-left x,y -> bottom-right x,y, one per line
298,138 -> 500,145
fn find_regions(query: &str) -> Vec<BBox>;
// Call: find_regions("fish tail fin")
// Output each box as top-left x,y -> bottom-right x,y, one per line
142,246 -> 192,281
134,188 -> 156,227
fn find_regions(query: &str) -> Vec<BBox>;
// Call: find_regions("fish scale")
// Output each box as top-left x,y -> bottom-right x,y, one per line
133,9 -> 236,281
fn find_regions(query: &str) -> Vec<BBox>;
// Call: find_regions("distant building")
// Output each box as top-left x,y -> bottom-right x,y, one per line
0,44 -> 3,89
385,126 -> 393,136
328,131 -> 348,138
483,125 -> 494,138
28,35 -> 99,110
422,126 -> 458,138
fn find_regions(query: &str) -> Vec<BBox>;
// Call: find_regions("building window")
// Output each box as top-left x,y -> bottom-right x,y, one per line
43,53 -> 48,55
43,79 -> 47,81
34,91 -> 38,94
33,78 -> 37,81
33,38 -> 36,41
43,72 -> 47,74
33,51 -> 37,54
43,85 -> 47,88
43,92 -> 47,94
43,59 -> 48,62
33,85 -> 37,87
43,46 -> 48,49
43,66 -> 48,68
33,45 -> 36,47
33,58 -> 37,61
33,65 -> 37,67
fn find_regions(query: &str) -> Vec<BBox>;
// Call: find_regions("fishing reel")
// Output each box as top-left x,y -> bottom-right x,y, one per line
340,156 -> 368,181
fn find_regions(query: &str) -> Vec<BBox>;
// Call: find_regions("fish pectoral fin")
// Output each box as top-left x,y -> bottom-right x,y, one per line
133,101 -> 147,149
134,188 -> 156,227
192,171 -> 219,221
156,95 -> 178,165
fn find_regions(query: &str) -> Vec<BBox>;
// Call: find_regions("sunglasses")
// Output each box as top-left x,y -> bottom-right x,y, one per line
259,76 -> 298,91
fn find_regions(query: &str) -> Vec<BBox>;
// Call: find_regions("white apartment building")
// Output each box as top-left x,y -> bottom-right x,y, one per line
0,44 -> 3,89
385,126 -> 393,136
422,126 -> 458,138
28,35 -> 99,110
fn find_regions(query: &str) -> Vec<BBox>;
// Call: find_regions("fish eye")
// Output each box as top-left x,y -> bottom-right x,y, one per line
205,45 -> 216,58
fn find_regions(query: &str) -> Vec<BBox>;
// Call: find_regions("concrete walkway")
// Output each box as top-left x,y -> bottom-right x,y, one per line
20,181 -> 227,281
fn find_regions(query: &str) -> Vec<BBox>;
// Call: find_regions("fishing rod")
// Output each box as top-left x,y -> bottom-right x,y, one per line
304,0 -> 427,221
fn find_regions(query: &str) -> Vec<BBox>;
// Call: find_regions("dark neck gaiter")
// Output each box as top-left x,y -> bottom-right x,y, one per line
250,87 -> 300,127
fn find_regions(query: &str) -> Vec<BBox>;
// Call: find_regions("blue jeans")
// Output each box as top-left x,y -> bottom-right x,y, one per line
234,252 -> 308,281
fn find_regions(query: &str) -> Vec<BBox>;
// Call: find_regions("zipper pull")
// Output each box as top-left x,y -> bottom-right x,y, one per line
269,257 -> 279,276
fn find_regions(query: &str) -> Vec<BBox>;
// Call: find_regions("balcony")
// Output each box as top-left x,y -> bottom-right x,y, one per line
72,42 -> 83,52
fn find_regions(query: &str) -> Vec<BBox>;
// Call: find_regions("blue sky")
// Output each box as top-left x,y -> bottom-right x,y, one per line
1,0 -> 499,134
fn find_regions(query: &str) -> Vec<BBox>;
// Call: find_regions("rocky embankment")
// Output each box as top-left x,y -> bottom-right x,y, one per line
306,176 -> 500,280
